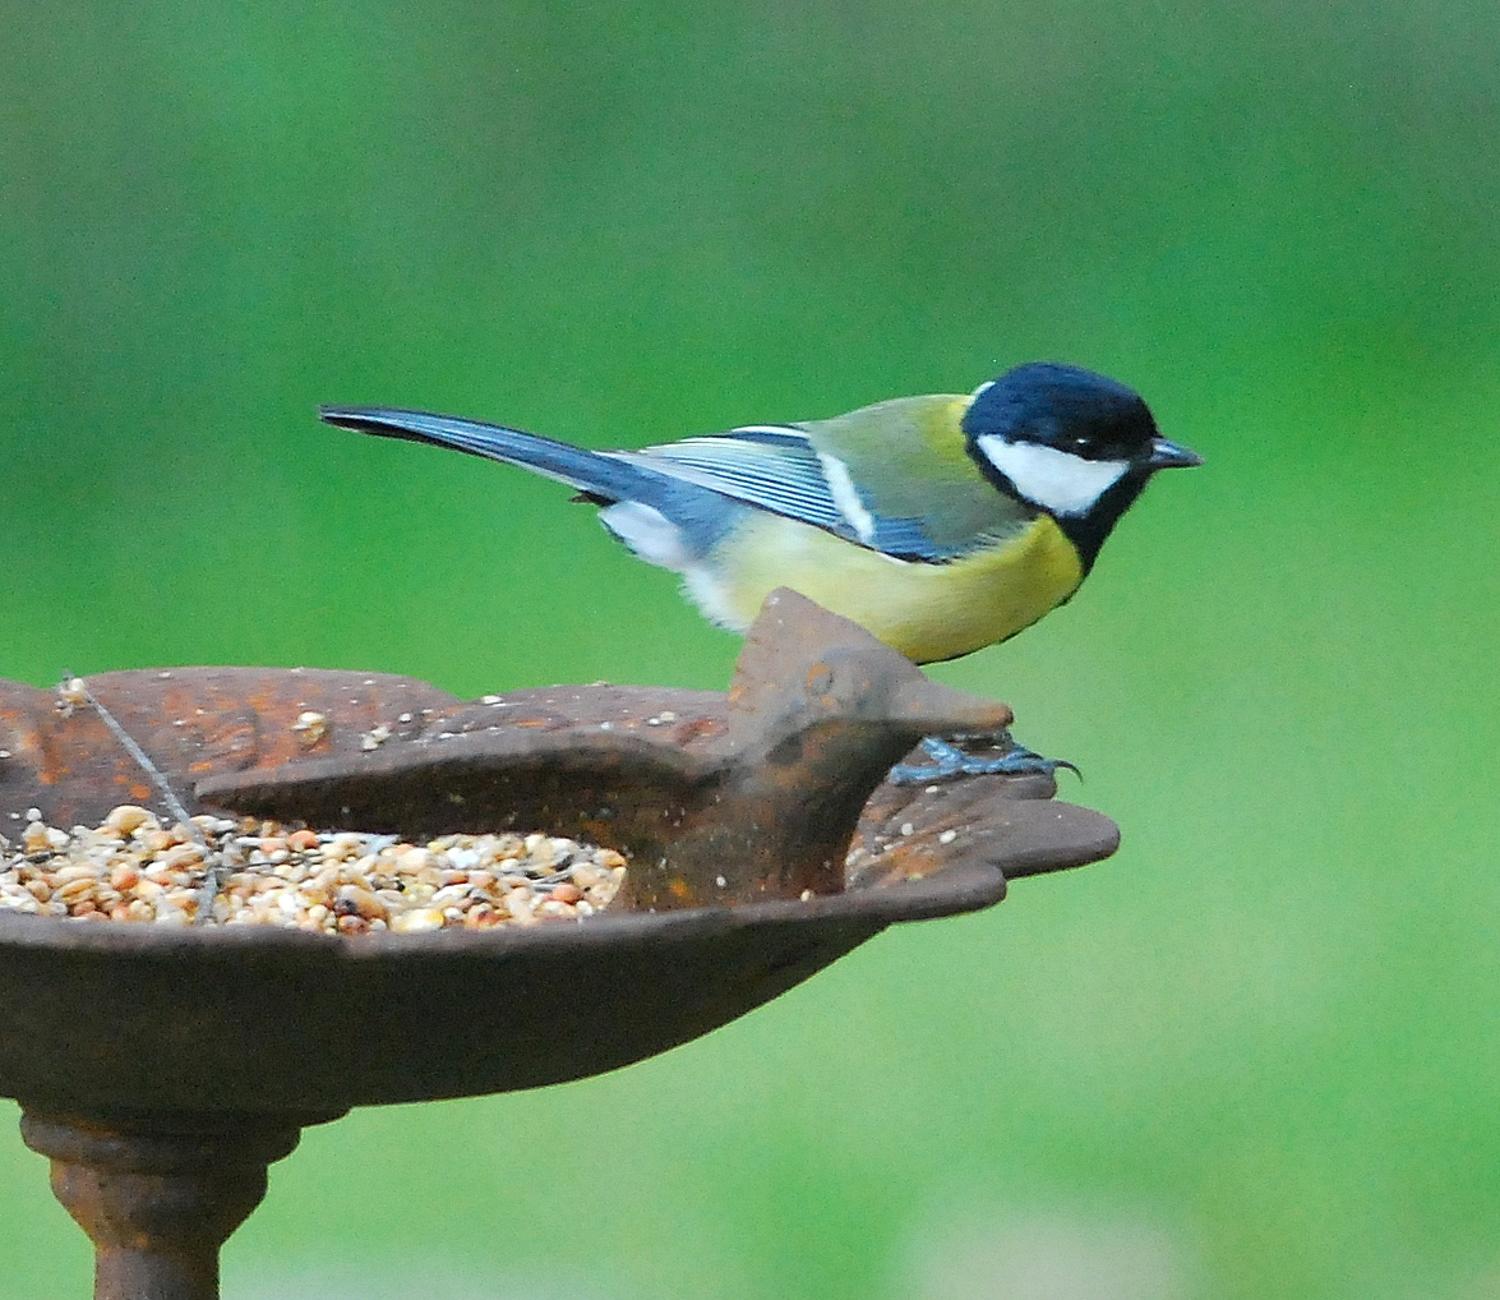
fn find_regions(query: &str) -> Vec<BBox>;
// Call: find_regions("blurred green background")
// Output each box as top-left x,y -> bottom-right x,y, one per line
3,1 -> 1499,1296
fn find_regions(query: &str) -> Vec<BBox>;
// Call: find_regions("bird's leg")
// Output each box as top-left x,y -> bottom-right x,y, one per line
886,732 -> 1080,784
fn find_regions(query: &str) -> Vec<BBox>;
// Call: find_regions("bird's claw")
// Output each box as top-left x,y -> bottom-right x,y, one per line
887,734 -> 1080,785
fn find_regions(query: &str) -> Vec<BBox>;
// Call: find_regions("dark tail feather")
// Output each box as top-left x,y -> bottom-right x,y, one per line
320,406 -> 657,505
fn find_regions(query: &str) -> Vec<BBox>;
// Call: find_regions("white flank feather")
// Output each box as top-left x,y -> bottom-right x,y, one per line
598,501 -> 691,568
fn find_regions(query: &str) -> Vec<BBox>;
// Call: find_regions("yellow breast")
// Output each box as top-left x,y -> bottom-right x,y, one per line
691,513 -> 1085,664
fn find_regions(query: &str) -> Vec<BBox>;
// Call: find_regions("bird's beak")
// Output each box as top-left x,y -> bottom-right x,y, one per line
1148,436 -> 1204,469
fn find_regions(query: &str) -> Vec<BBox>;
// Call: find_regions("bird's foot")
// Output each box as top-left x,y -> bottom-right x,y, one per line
887,734 -> 1080,785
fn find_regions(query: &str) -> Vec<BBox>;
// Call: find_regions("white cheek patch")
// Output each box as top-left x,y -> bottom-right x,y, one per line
816,452 -> 877,545
975,435 -> 1130,517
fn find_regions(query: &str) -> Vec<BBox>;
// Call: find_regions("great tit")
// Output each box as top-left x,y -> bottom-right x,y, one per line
323,362 -> 1199,774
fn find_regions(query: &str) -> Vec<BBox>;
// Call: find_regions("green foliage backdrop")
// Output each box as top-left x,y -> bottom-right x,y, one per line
3,3 -> 1499,1297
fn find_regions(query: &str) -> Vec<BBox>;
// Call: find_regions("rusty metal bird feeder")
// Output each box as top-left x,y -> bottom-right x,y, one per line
0,590 -> 1118,1300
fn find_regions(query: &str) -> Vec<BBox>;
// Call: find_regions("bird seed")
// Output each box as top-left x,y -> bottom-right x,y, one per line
0,805 -> 626,933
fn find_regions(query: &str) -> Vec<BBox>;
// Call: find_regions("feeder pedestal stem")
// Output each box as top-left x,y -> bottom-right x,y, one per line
20,1108 -> 345,1300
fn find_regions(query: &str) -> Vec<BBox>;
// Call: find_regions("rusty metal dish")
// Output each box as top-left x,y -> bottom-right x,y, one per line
0,591 -> 1117,1114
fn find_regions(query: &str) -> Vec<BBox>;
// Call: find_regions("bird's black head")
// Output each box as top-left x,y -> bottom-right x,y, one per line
963,362 -> 1161,462
962,362 -> 1200,570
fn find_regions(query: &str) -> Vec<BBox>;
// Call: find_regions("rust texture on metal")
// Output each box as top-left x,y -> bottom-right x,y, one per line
848,769 -> 1113,890
0,588 -> 1118,1115
0,666 -> 459,831
20,1109 -> 342,1300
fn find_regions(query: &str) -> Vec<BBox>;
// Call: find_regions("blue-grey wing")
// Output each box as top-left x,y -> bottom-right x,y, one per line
614,426 -> 844,533
615,425 -> 970,561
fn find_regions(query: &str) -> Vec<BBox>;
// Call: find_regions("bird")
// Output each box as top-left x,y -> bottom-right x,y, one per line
322,362 -> 1200,779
